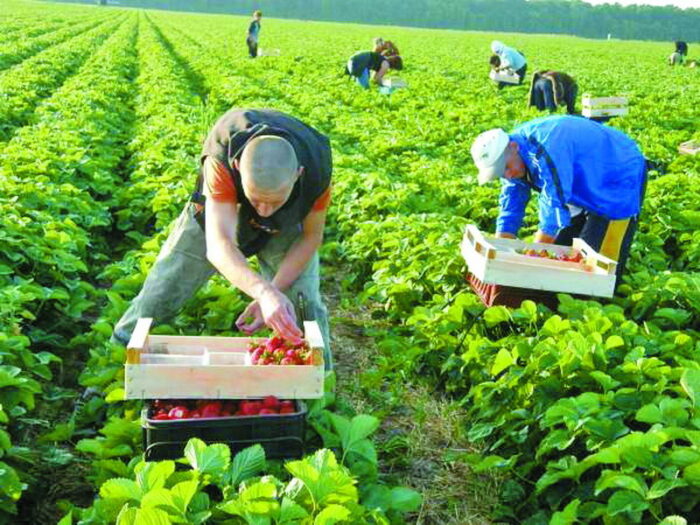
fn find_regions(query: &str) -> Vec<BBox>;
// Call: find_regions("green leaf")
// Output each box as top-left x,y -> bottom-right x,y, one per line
278,497 -> 309,523
549,499 -> 579,525
133,507 -> 172,525
57,511 -> 72,525
329,413 -> 379,460
314,504 -> 351,525
100,478 -> 142,502
681,368 -> 700,407
227,444 -> 266,486
140,489 -> 177,512
106,388 -> 126,403
184,438 -> 230,478
285,449 -> 357,507
38,420 -> 75,443
595,471 -> 647,497
171,480 -> 199,512
605,335 -> 624,349
116,505 -> 137,525
484,306 -> 511,326
491,348 -> 514,376
682,461 -> 700,486
646,479 -> 687,500
135,461 -> 175,492
606,490 -> 649,517
636,404 -> 663,424
387,487 -> 422,512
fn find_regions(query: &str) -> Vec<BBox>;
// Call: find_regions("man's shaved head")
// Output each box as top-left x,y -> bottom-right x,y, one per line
239,136 -> 299,192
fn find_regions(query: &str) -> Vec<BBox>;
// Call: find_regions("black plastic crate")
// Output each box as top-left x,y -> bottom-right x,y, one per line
142,400 -> 307,461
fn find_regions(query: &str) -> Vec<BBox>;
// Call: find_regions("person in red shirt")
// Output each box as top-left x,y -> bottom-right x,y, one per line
112,109 -> 334,368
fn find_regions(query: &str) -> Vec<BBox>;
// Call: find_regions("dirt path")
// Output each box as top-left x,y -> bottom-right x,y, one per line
325,270 -> 499,525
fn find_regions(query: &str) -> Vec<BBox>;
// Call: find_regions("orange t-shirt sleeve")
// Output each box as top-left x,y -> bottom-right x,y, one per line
312,186 -> 332,211
204,157 -> 238,203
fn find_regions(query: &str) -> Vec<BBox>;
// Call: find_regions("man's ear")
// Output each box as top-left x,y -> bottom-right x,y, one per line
296,166 -> 305,180
509,141 -> 519,152
233,158 -> 240,171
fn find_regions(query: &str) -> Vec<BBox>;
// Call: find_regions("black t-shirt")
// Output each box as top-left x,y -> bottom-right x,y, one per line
196,109 -> 332,256
675,41 -> 688,55
347,51 -> 386,76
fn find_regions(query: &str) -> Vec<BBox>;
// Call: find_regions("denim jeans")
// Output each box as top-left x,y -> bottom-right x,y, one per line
354,68 -> 370,89
112,203 -> 332,369
533,78 -> 556,111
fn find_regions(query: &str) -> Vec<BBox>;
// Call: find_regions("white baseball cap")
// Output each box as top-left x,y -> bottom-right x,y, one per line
470,128 -> 510,185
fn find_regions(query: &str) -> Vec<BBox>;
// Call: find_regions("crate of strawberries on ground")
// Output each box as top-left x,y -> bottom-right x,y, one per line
142,396 -> 306,461
124,318 -> 325,460
461,224 -> 618,307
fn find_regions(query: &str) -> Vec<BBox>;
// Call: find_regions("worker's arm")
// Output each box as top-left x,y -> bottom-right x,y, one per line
237,192 -> 329,334
496,178 -> 530,238
202,157 -> 302,340
373,60 -> 390,84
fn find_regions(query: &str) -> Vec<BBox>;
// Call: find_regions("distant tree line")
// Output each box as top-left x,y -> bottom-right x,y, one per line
62,0 -> 699,42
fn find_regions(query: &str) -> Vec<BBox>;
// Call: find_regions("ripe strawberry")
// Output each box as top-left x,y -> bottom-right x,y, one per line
279,406 -> 295,414
259,408 -> 277,415
263,396 -> 279,409
189,410 -> 202,419
279,400 -> 295,410
280,357 -> 296,365
200,402 -> 222,418
168,406 -> 189,419
285,349 -> 299,359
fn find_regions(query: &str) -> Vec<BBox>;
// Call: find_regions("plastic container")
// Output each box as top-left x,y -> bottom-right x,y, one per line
467,273 -> 559,309
141,400 -> 307,461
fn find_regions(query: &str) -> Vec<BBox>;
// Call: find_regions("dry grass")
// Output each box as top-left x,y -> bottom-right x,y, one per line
325,273 -> 500,525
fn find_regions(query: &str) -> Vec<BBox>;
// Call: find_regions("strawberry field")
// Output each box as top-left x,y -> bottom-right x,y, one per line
2,1 -> 700,524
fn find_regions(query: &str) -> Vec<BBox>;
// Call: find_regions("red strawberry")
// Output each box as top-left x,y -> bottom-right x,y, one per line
263,396 -> 279,409
279,400 -> 294,410
259,408 -> 277,415
279,406 -> 295,414
168,406 -> 189,419
201,402 -> 222,418
280,357 -> 296,365
189,410 -> 202,419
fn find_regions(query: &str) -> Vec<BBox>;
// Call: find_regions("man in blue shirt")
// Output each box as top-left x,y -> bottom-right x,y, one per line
470,115 -> 647,282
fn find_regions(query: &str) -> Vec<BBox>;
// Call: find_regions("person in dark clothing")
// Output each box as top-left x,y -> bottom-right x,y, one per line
675,41 -> 688,58
528,71 -> 578,114
246,10 -> 262,58
112,109 -> 334,368
345,51 -> 392,89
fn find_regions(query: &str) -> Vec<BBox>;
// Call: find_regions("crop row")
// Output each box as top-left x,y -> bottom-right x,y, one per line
0,14 -> 139,520
0,14 -> 125,143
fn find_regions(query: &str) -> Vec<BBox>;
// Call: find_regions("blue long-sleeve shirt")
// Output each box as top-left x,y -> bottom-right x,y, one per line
496,116 -> 646,237
491,41 -> 526,71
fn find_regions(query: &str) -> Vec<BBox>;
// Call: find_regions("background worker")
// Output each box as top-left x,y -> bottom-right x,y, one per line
528,70 -> 578,114
675,40 -> 689,62
345,51 -> 398,88
112,109 -> 333,369
469,115 -> 647,282
490,40 -> 527,87
246,10 -> 262,58
373,37 -> 403,69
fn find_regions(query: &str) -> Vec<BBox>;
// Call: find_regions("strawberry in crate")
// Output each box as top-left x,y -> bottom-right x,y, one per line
248,335 -> 313,365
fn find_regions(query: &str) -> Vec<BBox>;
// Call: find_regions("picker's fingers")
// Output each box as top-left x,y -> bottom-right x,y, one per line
259,290 -> 303,342
235,301 -> 264,334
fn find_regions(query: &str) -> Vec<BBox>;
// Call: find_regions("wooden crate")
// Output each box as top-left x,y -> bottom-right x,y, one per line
461,224 -> 617,299
125,319 -> 325,400
678,140 -> 700,156
489,69 -> 520,85
581,95 -> 629,118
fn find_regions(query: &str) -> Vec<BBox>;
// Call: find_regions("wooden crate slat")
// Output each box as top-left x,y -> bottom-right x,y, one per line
124,320 -> 326,399
126,364 -> 324,399
461,224 -> 617,299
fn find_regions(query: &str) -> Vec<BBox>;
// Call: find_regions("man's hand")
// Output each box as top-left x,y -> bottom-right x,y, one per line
236,300 -> 264,334
258,288 -> 303,342
534,230 -> 556,244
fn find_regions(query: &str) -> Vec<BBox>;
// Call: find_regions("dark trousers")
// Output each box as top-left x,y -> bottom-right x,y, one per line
246,37 -> 258,58
533,78 -> 556,111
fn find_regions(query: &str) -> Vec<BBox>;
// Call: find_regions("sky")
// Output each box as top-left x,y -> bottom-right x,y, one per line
584,0 -> 700,7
